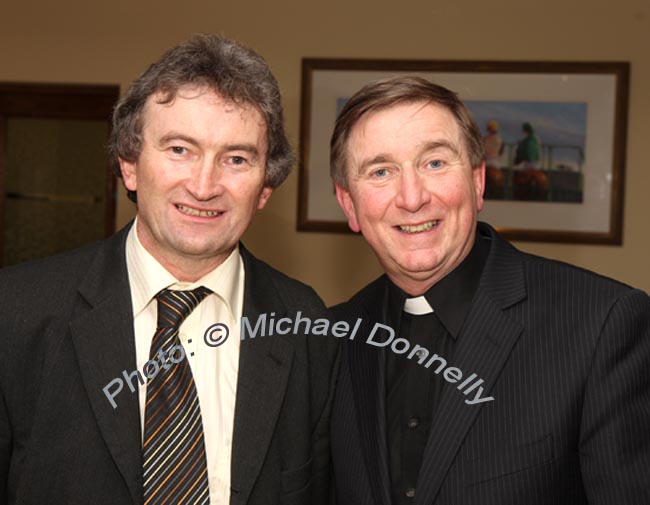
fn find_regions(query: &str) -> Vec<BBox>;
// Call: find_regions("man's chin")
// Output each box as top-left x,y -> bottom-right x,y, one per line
395,254 -> 445,275
165,237 -> 233,259
384,258 -> 447,288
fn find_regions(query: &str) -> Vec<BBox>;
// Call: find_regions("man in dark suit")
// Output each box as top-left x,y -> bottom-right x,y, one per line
0,35 -> 337,504
329,76 -> 650,504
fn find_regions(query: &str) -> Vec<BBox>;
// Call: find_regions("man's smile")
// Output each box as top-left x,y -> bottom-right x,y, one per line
175,203 -> 224,218
397,220 -> 440,234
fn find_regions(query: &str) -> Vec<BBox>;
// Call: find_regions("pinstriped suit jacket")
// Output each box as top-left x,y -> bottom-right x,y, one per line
331,222 -> 650,505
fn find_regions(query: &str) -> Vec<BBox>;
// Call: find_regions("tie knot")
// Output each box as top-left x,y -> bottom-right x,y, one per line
155,287 -> 212,329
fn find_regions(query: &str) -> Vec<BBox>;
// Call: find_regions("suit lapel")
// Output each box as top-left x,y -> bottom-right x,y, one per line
230,245 -> 294,505
415,225 -> 527,505
347,278 -> 393,505
69,225 -> 143,505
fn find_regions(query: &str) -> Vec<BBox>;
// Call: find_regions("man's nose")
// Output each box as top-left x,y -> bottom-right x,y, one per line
395,166 -> 431,212
186,159 -> 225,200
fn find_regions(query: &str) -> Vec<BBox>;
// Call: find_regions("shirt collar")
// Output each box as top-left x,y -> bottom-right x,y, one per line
125,217 -> 243,320
403,296 -> 434,315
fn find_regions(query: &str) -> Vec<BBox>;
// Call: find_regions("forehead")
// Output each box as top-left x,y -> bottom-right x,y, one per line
141,85 -> 265,133
349,101 -> 462,150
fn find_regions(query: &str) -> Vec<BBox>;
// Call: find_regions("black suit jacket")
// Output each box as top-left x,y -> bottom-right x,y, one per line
331,222 -> 650,505
0,224 -> 338,505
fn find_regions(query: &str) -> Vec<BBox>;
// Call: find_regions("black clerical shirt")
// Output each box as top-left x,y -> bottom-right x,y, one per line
385,231 -> 490,504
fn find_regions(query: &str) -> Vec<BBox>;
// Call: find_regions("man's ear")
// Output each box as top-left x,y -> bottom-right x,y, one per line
335,183 -> 361,233
473,161 -> 486,212
257,186 -> 273,210
119,158 -> 137,192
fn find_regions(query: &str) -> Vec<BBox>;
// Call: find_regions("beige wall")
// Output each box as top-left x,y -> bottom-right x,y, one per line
2,0 -> 649,304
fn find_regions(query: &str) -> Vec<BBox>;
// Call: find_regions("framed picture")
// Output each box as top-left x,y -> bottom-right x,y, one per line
297,59 -> 629,244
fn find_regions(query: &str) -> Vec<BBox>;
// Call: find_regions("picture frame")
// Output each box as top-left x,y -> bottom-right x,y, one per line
297,59 -> 629,244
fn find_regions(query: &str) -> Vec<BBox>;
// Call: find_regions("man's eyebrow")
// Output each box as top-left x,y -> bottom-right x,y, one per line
417,140 -> 461,156
356,154 -> 394,174
222,144 -> 261,158
157,133 -> 200,148
355,140 -> 461,175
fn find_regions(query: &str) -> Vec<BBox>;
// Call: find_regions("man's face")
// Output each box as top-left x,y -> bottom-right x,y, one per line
120,86 -> 272,280
335,101 -> 485,295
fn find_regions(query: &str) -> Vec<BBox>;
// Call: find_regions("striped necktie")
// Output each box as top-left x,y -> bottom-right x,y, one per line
143,287 -> 212,505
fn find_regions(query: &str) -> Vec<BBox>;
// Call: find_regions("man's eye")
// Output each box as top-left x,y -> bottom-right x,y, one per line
229,156 -> 248,165
370,168 -> 388,178
427,160 -> 444,169
170,146 -> 187,155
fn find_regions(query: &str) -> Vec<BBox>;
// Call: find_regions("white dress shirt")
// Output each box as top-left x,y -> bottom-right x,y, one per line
125,219 -> 243,504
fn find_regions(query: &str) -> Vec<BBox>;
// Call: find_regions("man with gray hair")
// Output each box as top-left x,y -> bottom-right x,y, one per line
0,35 -> 337,505
329,76 -> 650,504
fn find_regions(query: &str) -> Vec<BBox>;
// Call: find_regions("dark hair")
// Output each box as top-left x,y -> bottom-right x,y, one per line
330,76 -> 484,188
109,34 -> 294,202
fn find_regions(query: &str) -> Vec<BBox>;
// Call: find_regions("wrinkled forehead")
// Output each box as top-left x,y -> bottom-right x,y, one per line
145,85 -> 225,111
140,85 -> 267,134
143,84 -> 264,122
348,101 -> 465,155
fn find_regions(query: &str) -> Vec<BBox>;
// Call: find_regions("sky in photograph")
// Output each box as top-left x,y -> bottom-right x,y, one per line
466,100 -> 587,169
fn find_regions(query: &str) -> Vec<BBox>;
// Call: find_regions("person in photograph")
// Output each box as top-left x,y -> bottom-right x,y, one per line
514,121 -> 541,168
483,119 -> 504,168
483,120 -> 506,199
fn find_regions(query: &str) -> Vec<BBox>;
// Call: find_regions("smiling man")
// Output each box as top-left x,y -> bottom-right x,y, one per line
329,77 -> 650,505
0,35 -> 337,505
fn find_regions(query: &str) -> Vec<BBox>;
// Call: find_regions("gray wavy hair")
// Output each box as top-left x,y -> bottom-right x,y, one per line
108,34 -> 294,202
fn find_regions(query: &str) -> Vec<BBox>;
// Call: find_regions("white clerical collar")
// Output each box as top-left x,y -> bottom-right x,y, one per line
403,296 -> 434,315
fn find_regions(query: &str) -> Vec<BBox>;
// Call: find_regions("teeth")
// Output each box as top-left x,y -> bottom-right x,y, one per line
177,204 -> 221,217
399,221 -> 438,233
